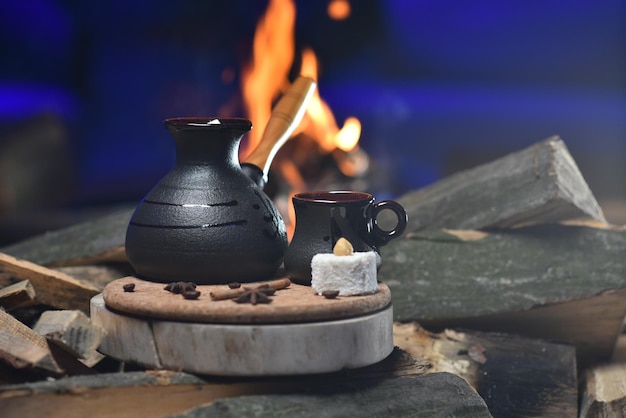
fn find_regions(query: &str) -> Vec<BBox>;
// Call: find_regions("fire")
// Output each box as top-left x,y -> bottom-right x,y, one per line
327,0 -> 351,20
299,47 -> 365,174
335,117 -> 361,151
240,0 -> 366,238
240,0 -> 295,157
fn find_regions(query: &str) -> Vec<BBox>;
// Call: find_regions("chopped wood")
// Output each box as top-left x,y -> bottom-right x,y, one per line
580,363 -> 626,417
0,252 -> 101,313
0,309 -> 94,377
33,310 -> 105,360
0,350 -> 491,418
0,280 -> 36,311
53,264 -> 135,290
380,223 -> 626,367
394,323 -> 577,417
0,310 -> 63,374
0,264 -> 133,293
0,207 -> 133,267
398,136 -> 607,232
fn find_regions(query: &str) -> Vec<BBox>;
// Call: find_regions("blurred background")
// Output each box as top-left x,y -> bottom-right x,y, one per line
0,0 -> 624,245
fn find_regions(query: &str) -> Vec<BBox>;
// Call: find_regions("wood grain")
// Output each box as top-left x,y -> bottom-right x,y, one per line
0,310 -> 62,374
0,252 -> 100,313
33,310 -> 105,359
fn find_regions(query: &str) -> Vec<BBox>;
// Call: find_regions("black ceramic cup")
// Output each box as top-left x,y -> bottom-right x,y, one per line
284,191 -> 408,285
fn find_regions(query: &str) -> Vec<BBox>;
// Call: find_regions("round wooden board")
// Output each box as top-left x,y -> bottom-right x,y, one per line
91,294 -> 394,376
103,276 -> 391,324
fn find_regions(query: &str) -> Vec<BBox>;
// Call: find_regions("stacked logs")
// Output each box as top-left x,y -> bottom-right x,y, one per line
0,136 -> 623,416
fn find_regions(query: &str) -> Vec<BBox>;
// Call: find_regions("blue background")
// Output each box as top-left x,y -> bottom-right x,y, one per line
0,0 -> 624,233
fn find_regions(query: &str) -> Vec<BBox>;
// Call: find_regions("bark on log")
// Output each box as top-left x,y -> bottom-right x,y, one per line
0,207 -> 132,267
379,223 -> 626,366
397,136 -> 606,232
394,323 -> 577,418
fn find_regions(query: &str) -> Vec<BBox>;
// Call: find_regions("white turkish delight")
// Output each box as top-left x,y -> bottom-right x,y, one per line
311,251 -> 377,296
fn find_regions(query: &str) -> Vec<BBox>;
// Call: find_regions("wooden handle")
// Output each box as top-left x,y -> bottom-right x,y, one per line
243,76 -> 317,178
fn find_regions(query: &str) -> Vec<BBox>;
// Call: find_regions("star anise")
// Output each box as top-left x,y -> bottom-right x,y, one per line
233,284 -> 276,305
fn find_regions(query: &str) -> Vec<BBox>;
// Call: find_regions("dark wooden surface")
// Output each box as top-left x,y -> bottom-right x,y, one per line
172,374 -> 492,418
0,348 -> 492,418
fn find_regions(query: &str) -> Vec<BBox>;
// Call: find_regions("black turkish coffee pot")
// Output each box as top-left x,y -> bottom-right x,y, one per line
125,77 -> 316,284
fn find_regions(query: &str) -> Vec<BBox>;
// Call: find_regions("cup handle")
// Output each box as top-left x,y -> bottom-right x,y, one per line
369,200 -> 408,246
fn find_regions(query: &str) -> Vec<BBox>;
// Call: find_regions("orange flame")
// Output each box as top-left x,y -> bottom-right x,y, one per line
327,0 -> 351,20
240,0 -> 295,157
241,0 -> 366,238
299,47 -> 365,175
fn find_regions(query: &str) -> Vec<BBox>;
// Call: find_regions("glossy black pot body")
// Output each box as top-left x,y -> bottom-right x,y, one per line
284,191 -> 407,285
125,118 -> 287,284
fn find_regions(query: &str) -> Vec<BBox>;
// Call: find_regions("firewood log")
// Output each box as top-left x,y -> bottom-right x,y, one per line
0,349 -> 491,418
33,310 -> 105,363
0,252 -> 100,313
0,207 -> 132,267
0,310 -> 94,377
380,223 -> 626,367
397,136 -> 606,232
394,323 -> 577,417
0,280 -> 36,311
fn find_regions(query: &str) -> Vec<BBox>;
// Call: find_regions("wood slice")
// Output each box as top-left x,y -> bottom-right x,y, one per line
103,277 -> 391,324
91,294 -> 394,376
